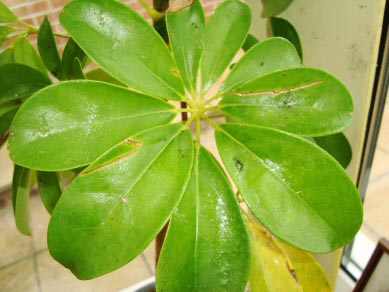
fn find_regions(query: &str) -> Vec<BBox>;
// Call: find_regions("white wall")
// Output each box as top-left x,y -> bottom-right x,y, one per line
246,0 -> 386,286
247,0 -> 386,181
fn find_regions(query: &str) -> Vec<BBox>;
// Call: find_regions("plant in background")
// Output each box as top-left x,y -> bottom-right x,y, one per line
1,0 -> 363,291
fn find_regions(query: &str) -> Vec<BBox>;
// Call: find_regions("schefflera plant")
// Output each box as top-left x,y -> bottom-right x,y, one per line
7,0 -> 363,290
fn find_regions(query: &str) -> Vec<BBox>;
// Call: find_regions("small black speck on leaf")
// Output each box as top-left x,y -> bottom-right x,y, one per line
233,157 -> 244,171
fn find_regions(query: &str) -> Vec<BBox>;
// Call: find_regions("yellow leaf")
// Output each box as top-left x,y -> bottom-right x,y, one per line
248,222 -> 302,292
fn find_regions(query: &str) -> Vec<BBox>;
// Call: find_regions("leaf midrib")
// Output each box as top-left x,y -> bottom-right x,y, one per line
21,109 -> 175,143
218,126 -> 346,245
65,14 -> 184,100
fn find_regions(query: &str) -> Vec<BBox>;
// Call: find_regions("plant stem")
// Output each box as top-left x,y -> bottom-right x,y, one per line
205,116 -> 221,130
180,101 -> 189,121
205,105 -> 218,112
196,115 -> 201,145
138,0 -> 165,21
205,113 -> 225,119
16,19 -> 70,38
204,93 -> 222,106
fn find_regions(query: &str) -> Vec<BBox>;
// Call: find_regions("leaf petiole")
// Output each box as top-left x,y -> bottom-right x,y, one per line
137,0 -> 165,21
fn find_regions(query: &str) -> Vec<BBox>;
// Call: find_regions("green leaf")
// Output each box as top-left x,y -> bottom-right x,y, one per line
166,0 -> 205,95
12,164 -> 23,212
314,133 -> 352,169
60,0 -> 184,101
0,63 -> 52,105
0,26 -> 11,46
201,0 -> 251,93
157,146 -> 250,292
0,1 -> 17,23
0,101 -> 18,147
13,37 -> 48,76
48,124 -> 194,279
37,171 -> 62,214
281,243 -> 332,292
154,16 -> 169,44
220,37 -> 301,94
215,124 -> 363,253
270,17 -> 303,61
72,58 -> 86,79
85,68 -> 126,87
9,80 -> 177,171
262,0 -> 293,17
13,166 -> 32,235
242,33 -> 259,51
62,38 -> 87,80
247,222 -> 302,292
38,17 -> 63,79
0,47 -> 14,65
219,67 -> 353,136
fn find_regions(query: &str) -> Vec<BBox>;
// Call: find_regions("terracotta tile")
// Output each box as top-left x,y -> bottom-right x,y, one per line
368,148 -> 389,181
142,240 -> 156,274
0,191 -> 33,268
363,175 -> 389,239
376,103 -> 389,152
0,147 -> 14,191
0,258 -> 39,292
38,250 -> 152,292
30,194 -> 50,252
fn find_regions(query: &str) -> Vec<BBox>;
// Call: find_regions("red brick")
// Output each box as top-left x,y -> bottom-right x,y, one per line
51,0 -> 71,8
12,1 -> 50,19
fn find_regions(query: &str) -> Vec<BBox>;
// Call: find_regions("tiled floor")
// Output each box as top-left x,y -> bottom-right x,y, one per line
346,99 -> 389,277
361,100 -> 389,241
0,189 -> 156,292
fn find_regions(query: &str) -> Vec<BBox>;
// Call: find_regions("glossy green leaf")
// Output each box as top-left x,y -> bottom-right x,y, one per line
60,0 -> 184,101
314,133 -> 352,169
0,26 -> 11,46
48,124 -> 194,279
281,243 -> 332,292
85,68 -> 125,87
201,0 -> 251,93
0,1 -> 17,23
37,171 -> 63,214
0,101 -> 18,147
248,222 -> 302,292
13,37 -> 48,76
8,80 -> 177,171
13,166 -> 32,235
219,67 -> 353,136
262,0 -> 293,17
12,164 -> 23,212
0,63 -> 52,105
215,124 -> 363,253
166,0 -> 205,95
62,38 -> 87,80
38,17 -> 63,79
220,38 -> 301,94
242,33 -> 259,51
157,146 -> 250,292
270,17 -> 303,61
